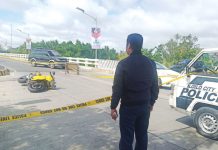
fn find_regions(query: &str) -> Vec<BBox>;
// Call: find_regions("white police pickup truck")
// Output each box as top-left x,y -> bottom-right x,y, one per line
169,48 -> 218,140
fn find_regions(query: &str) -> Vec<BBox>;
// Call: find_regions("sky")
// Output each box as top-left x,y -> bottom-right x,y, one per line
0,0 -> 218,51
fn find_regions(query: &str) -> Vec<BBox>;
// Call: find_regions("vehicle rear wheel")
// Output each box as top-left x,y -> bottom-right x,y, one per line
49,62 -> 55,69
31,60 -> 37,67
194,107 -> 218,140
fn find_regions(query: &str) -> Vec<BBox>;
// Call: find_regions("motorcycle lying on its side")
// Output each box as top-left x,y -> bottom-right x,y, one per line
18,72 -> 56,93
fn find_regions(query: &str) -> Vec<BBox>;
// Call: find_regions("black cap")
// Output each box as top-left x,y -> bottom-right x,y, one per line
127,33 -> 143,52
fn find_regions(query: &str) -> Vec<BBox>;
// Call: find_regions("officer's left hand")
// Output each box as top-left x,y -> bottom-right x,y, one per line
150,105 -> 153,112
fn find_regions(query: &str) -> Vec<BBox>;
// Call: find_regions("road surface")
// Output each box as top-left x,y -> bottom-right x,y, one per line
0,57 -> 217,150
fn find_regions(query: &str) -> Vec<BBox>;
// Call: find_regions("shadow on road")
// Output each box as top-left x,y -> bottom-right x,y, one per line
1,105 -> 217,150
0,105 -> 119,150
176,116 -> 195,128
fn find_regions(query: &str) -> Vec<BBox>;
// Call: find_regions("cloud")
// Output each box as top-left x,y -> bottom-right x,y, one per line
0,0 -> 41,13
1,0 -> 218,51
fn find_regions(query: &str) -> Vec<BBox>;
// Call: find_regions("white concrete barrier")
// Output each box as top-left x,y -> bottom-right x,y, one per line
97,59 -> 118,72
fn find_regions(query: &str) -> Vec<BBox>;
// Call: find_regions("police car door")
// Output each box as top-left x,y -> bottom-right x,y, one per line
175,51 -> 218,112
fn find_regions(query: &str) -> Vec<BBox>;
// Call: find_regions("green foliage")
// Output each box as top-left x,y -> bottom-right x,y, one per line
161,34 -> 201,66
9,43 -> 28,54
142,34 -> 201,67
116,51 -> 128,60
141,48 -> 153,58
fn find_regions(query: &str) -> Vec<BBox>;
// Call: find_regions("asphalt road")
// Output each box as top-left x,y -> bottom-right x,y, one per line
0,57 -> 217,150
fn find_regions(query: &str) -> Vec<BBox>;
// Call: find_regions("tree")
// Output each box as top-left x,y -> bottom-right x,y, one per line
141,48 -> 153,59
13,39 -> 117,60
151,34 -> 201,67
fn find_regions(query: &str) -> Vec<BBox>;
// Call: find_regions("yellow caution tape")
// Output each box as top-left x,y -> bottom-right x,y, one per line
160,72 -> 197,86
158,75 -> 179,78
96,75 -> 184,86
160,74 -> 187,86
97,75 -> 179,79
96,75 -> 114,79
0,96 -> 112,124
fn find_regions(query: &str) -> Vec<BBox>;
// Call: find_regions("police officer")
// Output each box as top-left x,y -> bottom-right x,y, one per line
110,33 -> 159,150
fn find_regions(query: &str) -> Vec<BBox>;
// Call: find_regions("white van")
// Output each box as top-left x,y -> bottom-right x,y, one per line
169,48 -> 218,139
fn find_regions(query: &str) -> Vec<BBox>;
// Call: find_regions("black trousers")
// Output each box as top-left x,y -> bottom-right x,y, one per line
119,105 -> 150,150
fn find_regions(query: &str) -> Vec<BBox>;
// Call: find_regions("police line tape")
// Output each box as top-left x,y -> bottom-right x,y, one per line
97,75 -> 180,80
96,74 -> 188,86
0,96 -> 112,124
160,74 -> 189,86
159,72 -> 218,86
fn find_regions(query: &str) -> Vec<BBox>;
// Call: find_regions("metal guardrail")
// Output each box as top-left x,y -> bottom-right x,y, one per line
0,53 -> 119,72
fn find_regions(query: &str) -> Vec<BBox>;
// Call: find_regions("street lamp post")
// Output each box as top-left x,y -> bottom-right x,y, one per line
17,29 -> 31,51
17,29 -> 30,38
76,7 -> 98,60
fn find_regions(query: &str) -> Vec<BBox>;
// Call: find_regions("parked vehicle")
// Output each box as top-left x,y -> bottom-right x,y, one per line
28,49 -> 68,69
155,62 -> 180,87
169,48 -> 218,139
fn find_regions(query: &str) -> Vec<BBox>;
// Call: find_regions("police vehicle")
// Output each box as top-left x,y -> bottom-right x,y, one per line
169,48 -> 218,139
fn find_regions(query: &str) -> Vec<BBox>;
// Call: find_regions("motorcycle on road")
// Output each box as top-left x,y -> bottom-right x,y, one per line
18,72 -> 56,93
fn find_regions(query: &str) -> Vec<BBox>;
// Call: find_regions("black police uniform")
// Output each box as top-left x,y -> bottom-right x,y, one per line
111,34 -> 159,150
